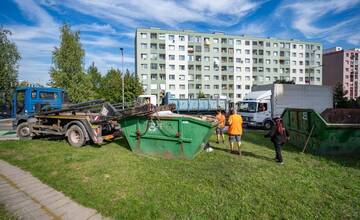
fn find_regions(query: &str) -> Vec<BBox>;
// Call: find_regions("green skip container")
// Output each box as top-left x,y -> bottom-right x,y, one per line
282,108 -> 360,155
119,112 -> 216,159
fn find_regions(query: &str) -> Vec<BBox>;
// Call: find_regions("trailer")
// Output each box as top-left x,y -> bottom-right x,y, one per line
16,99 -> 175,147
238,84 -> 333,129
162,92 -> 229,114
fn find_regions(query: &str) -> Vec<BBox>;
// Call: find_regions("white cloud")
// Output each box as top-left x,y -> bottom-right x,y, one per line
86,52 -> 134,74
235,22 -> 267,36
72,23 -> 118,34
59,0 -> 265,27
277,0 -> 360,45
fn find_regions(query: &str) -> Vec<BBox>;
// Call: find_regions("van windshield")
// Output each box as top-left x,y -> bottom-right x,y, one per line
238,102 -> 257,113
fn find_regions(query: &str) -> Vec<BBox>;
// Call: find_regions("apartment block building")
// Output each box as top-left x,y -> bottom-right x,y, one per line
323,47 -> 360,99
136,28 -> 323,103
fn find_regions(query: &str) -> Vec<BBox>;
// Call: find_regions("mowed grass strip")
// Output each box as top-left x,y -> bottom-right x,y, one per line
0,131 -> 359,219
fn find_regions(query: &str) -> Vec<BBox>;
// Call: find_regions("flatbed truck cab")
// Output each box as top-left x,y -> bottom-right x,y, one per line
12,86 -> 65,118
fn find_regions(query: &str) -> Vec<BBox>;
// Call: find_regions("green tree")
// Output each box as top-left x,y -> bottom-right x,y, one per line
0,27 -> 21,105
99,68 -> 122,103
274,79 -> 295,84
333,82 -> 348,108
198,91 -> 206,98
87,62 -> 102,98
49,24 -> 94,102
123,69 -> 142,102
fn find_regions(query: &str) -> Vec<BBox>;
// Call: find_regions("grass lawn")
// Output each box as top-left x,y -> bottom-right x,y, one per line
0,131 -> 359,219
0,204 -> 16,220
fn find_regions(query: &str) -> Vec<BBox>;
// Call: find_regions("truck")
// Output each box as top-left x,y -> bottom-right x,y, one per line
237,84 -> 333,129
162,92 -> 229,114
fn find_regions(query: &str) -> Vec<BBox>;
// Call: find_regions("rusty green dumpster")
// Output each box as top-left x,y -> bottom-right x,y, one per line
119,111 -> 216,159
282,108 -> 360,155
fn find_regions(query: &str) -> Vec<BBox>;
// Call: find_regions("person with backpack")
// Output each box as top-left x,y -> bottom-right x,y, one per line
265,117 -> 290,164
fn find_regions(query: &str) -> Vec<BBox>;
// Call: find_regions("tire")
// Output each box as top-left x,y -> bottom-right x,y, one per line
66,125 -> 86,147
16,122 -> 32,140
264,120 -> 273,130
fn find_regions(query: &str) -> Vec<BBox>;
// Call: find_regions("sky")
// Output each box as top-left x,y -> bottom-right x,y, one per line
0,0 -> 359,84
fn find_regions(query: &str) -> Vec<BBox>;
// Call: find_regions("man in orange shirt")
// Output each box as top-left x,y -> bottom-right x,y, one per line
215,110 -> 225,144
228,109 -> 243,155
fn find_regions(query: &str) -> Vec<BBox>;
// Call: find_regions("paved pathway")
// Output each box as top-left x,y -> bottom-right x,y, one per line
0,159 -> 110,220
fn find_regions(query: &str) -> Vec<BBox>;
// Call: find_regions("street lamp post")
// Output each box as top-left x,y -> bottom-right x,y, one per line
120,48 -> 124,109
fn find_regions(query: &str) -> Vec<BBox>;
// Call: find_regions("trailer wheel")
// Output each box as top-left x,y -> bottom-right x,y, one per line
17,122 -> 32,140
264,120 -> 273,130
66,125 -> 86,147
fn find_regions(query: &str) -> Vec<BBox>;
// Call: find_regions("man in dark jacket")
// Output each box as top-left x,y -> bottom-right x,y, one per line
265,117 -> 290,164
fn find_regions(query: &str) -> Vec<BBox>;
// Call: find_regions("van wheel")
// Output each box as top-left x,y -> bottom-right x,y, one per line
66,125 -> 86,147
17,122 -> 32,140
264,121 -> 273,130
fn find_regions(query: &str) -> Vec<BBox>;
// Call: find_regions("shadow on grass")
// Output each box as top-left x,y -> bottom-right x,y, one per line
244,131 -> 360,169
211,146 -> 274,162
111,138 -> 132,151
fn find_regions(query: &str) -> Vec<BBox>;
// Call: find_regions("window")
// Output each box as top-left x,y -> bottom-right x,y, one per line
168,35 -> 175,41
151,74 -> 157,80
292,69 -> 296,73
204,75 -> 210,81
179,75 -> 185,80
169,84 -> 175,90
179,45 -> 185,51
236,67 -> 241,72
245,76 -> 250,81
236,49 -> 241,54
273,43 -> 278,47
266,59 -> 271,64
196,56 -> 201,61
213,47 -> 219,52
141,33 -> 147,39
141,64 -> 148,69
189,75 -> 194,80
150,84 -> 157,90
169,45 -> 175,50
213,38 -> 219,43
159,33 -> 165,40
179,35 -> 185,41
150,53 -> 157,60
169,75 -> 175,80
179,55 -> 185,61
141,43 -> 147,49
195,46 -> 202,52
266,76 -> 271,81
179,84 -> 186,90
228,39 -> 234,45
159,54 -> 165,60
204,66 -> 210,71
245,58 -> 250,63
169,65 -> 175,70
273,60 -> 278,64
159,44 -> 165,50
214,75 -> 219,80
245,49 -> 250,54
236,85 -> 241,89
273,51 -> 278,56
245,41 -> 250,45
179,65 -> 185,70
169,55 -> 175,60
141,74 -> 147,80
204,56 -> 210,62
245,67 -> 250,72
204,85 -> 210,90
150,43 -> 157,50
150,33 -> 157,39
236,39 -> 241,45
299,45 -> 304,49
245,85 -> 250,90
141,53 -> 147,60
151,63 -> 157,70
188,55 -> 194,61
258,103 -> 267,112
299,77 -> 303,82
188,65 -> 194,70
214,85 -> 219,89
292,44 -> 297,49
273,68 -> 278,73
236,76 -> 241,81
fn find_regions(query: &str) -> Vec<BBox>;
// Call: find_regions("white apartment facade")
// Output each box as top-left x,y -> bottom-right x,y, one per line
136,28 -> 323,103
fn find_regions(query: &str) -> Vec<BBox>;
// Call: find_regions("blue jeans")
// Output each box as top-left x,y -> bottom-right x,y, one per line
229,135 -> 241,142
